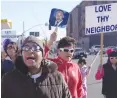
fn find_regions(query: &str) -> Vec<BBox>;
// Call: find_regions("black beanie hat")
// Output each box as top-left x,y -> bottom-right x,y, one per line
108,51 -> 117,57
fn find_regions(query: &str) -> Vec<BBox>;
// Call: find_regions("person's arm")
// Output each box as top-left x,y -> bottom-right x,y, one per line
44,31 -> 57,58
44,45 -> 50,58
46,29 -> 57,49
95,65 -> 104,80
77,67 -> 83,98
85,66 -> 91,77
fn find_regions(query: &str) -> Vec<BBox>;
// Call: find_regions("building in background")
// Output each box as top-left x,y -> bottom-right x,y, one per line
29,31 -> 40,37
67,1 -> 117,51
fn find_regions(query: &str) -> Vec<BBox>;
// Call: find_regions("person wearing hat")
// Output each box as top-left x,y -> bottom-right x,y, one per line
95,50 -> 117,98
1,35 -> 71,98
1,39 -> 18,76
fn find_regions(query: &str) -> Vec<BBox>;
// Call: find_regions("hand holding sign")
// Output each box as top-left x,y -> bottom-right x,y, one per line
50,26 -> 58,42
47,29 -> 57,49
98,65 -> 103,71
50,32 -> 57,42
54,26 -> 58,33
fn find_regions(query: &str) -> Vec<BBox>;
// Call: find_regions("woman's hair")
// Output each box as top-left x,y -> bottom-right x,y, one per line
78,58 -> 86,65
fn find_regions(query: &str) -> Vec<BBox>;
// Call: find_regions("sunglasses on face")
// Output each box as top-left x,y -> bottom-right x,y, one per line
22,45 -> 41,52
59,48 -> 74,53
110,57 -> 117,59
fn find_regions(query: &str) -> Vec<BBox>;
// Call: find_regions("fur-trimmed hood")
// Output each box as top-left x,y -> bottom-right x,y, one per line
15,56 -> 58,75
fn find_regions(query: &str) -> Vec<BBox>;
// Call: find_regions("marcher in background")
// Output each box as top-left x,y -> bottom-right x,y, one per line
1,52 -> 6,64
2,36 -> 71,98
1,51 -> 6,77
95,49 -> 117,98
78,57 -> 91,98
45,35 -> 83,98
1,39 -> 18,76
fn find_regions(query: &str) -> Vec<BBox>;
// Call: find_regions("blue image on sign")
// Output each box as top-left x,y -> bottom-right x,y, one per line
49,8 -> 69,28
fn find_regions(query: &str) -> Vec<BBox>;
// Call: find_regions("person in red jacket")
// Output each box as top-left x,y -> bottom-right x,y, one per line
45,33 -> 83,98
95,49 -> 117,98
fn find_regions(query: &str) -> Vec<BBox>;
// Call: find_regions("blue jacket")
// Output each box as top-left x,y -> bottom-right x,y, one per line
1,56 -> 15,73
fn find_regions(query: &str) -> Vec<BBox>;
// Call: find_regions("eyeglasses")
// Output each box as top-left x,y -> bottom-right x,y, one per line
110,57 -> 117,59
22,45 -> 41,52
59,48 -> 74,53
7,45 -> 15,50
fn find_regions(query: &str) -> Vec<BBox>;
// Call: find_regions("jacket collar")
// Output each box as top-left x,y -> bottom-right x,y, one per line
15,56 -> 58,75
5,56 -> 12,61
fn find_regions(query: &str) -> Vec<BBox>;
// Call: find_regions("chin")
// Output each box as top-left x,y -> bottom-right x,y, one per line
26,65 -> 34,68
65,58 -> 71,61
25,63 -> 36,68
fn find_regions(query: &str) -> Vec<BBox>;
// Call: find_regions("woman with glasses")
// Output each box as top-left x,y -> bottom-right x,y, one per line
2,36 -> 71,98
95,49 -> 117,98
1,39 -> 18,76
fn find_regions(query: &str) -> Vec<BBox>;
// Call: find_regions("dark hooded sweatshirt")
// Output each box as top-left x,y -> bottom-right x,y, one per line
1,56 -> 71,98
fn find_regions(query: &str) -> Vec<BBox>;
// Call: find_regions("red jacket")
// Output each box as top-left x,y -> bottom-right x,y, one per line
95,67 -> 104,80
44,46 -> 83,98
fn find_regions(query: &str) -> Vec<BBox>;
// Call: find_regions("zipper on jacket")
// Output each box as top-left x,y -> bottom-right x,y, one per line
34,82 -> 38,98
66,64 -> 68,84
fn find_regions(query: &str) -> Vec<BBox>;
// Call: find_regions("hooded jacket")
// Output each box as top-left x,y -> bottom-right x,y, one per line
44,46 -> 83,98
2,56 -> 71,98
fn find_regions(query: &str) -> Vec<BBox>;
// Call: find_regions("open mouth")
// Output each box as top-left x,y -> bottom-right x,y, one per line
27,57 -> 35,60
66,55 -> 71,58
26,57 -> 36,64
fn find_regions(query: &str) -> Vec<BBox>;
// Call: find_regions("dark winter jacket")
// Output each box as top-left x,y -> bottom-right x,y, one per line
2,56 -> 71,98
102,62 -> 117,97
1,56 -> 15,77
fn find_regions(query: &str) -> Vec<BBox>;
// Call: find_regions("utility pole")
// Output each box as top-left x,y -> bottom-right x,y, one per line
23,21 -> 25,36
21,21 -> 25,46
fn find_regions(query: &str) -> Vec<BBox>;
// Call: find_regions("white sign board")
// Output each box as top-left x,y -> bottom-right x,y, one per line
85,3 -> 117,35
1,29 -> 18,44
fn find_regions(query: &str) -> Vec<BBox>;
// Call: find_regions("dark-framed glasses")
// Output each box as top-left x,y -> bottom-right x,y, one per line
22,45 -> 41,52
7,45 -> 15,50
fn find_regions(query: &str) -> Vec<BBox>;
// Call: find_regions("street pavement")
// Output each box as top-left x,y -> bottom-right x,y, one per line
73,55 -> 108,98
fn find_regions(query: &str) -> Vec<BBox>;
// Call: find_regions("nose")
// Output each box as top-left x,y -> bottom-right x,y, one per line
28,49 -> 34,53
